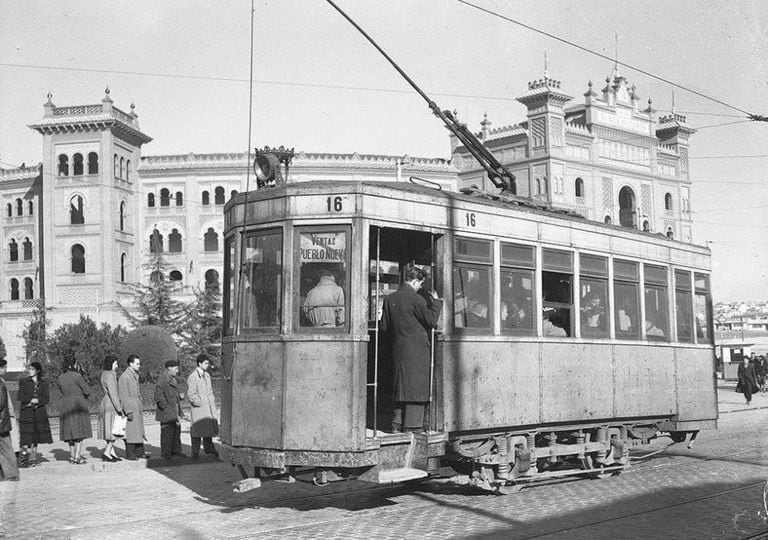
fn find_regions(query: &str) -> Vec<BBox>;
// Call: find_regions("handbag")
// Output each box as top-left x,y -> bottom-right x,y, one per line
112,414 -> 127,437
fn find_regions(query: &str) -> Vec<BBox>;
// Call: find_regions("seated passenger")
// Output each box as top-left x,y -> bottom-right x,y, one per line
542,309 -> 567,337
581,292 -> 605,330
466,302 -> 489,328
302,270 -> 345,327
645,319 -> 665,338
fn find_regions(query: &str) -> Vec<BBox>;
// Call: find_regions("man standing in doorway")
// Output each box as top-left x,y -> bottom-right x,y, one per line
187,355 -> 219,458
380,267 -> 443,433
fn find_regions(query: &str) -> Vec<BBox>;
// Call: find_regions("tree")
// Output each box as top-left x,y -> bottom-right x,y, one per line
179,284 -> 223,373
46,315 -> 127,382
122,254 -> 186,336
23,300 -> 49,365
121,325 -> 178,383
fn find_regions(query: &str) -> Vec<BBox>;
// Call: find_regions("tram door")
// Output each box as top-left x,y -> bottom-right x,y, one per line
367,226 -> 443,435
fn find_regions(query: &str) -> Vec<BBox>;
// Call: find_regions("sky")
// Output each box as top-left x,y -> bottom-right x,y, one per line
1,0 -> 766,302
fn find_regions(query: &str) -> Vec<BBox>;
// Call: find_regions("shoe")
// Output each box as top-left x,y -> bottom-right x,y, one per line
204,449 -> 218,457
191,453 -> 200,459
1,477 -> 20,482
70,457 -> 86,465
101,455 -> 113,462
138,453 -> 151,459
124,456 -> 138,461
108,455 -> 122,462
172,453 -> 187,458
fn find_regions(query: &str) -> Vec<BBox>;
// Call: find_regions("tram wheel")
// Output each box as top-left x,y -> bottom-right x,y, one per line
580,448 -> 617,480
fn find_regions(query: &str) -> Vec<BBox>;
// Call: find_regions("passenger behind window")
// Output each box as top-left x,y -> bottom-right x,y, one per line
542,308 -> 567,337
645,319 -> 665,338
302,269 -> 345,327
581,291 -> 606,331
466,302 -> 488,328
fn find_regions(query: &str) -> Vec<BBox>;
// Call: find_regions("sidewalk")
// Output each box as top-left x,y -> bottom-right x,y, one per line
717,379 -> 768,413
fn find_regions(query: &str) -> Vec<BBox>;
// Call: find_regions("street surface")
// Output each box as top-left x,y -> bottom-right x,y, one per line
2,381 -> 767,539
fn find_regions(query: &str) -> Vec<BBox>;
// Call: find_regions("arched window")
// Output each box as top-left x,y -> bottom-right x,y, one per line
664,192 -> 673,211
231,189 -> 238,200
9,239 -> 18,262
666,227 -> 674,240
114,154 -> 119,178
149,229 -> 163,253
618,186 -> 637,228
148,193 -> 155,207
126,160 -> 131,182
58,154 -> 69,176
6,203 -> 12,218
120,157 -> 125,180
71,244 -> 85,273
575,177 -> 584,198
150,270 -> 164,283
168,228 -> 182,252
119,201 -> 126,231
24,278 -> 33,300
214,186 -> 225,205
175,192 -> 183,206
28,201 -> 33,215
642,220 -> 650,232
120,253 -> 127,282
205,269 -> 220,292
160,188 -> 171,207
169,270 -> 183,282
201,191 -> 210,206
10,278 -> 19,300
203,227 -> 219,252
88,152 -> 99,174
604,215 -> 612,224
70,195 -> 85,225
16,198 -> 23,216
22,238 -> 32,260
73,153 -> 84,176
535,178 -> 542,196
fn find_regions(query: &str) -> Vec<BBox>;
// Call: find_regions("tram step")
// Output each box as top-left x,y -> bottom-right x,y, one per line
377,467 -> 429,484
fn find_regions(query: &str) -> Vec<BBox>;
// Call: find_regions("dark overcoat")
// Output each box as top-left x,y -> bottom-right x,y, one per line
56,371 -> 92,441
0,378 -> 11,434
18,376 -> 53,445
154,370 -> 181,423
380,284 -> 443,402
737,362 -> 759,395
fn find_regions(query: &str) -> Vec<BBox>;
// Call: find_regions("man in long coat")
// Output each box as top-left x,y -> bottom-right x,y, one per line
380,267 -> 443,433
118,355 -> 147,459
187,354 -> 219,458
0,359 -> 19,480
155,359 -> 184,459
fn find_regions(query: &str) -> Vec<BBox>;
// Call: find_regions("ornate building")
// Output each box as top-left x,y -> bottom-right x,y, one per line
451,67 -> 695,241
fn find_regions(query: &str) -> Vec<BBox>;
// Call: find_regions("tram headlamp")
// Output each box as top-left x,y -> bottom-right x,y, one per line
254,153 -> 283,188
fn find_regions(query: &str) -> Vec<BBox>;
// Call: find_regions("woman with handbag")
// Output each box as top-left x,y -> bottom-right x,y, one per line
56,358 -> 92,464
17,362 -> 53,467
97,355 -> 123,462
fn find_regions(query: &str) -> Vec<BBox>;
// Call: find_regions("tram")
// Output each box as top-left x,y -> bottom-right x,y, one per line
219,178 -> 717,490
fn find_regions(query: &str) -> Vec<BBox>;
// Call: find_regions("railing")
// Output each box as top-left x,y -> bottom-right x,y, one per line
53,104 -> 103,117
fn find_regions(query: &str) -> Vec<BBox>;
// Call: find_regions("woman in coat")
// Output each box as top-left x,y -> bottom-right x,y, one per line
17,361 -> 52,467
56,359 -> 92,464
737,356 -> 759,405
186,354 -> 219,457
97,355 -> 123,462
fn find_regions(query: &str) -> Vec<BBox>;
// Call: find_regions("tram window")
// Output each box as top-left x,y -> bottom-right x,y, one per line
675,269 -> 693,343
644,265 -> 669,341
580,254 -> 608,338
694,273 -> 712,343
297,228 -> 349,330
224,236 -> 235,334
454,237 -> 492,331
541,249 -> 572,337
501,242 -> 534,335
614,259 -> 640,340
240,230 -> 282,331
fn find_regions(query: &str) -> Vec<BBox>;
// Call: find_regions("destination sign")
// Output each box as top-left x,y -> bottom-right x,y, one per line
300,232 -> 346,262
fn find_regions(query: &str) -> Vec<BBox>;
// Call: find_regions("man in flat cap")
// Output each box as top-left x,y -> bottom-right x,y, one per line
0,358 -> 20,480
155,359 -> 184,460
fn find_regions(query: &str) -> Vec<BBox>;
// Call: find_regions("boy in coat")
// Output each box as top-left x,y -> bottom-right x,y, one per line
0,359 -> 20,480
118,355 -> 148,460
155,359 -> 184,459
187,354 -> 219,458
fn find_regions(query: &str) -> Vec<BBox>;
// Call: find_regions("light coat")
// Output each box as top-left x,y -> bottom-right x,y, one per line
187,368 -> 218,438
118,368 -> 145,443
97,369 -> 123,441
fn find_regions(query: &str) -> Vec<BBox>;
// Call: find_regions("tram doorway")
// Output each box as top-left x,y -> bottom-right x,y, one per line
367,226 -> 442,434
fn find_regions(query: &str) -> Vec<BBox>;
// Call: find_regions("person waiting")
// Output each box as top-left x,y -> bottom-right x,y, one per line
303,269 -> 345,327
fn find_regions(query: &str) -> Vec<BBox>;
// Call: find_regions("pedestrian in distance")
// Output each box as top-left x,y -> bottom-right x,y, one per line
97,355 -> 123,462
0,358 -> 20,481
380,266 -> 443,433
187,354 -> 219,458
736,355 -> 759,405
56,358 -> 92,465
155,359 -> 185,460
17,361 -> 53,467
118,355 -> 149,460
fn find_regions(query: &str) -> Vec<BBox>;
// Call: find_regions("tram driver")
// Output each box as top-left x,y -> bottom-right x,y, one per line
380,267 -> 443,433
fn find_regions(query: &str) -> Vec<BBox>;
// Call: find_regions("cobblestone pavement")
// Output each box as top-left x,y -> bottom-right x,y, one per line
1,382 -> 767,539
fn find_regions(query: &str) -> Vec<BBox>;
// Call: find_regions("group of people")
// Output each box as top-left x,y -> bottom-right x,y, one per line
736,354 -> 768,405
0,353 -> 220,482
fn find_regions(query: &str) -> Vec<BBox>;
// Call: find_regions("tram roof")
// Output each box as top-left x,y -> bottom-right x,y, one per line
227,180 -> 710,255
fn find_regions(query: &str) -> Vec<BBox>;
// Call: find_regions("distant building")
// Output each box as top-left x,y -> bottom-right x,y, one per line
451,67 -> 696,241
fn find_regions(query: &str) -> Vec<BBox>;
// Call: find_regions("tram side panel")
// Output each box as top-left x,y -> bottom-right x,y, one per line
612,345 -> 676,418
669,347 -> 718,429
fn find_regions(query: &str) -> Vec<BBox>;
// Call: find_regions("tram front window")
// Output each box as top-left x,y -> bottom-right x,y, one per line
541,249 -> 572,337
675,269 -> 693,343
297,228 -> 349,330
240,231 -> 282,330
694,273 -> 713,343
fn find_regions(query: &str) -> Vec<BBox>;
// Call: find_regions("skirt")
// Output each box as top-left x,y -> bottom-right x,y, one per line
18,405 -> 53,446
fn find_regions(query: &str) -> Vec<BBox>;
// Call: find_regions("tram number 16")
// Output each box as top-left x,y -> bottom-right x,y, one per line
326,196 -> 343,212
465,212 -> 476,227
